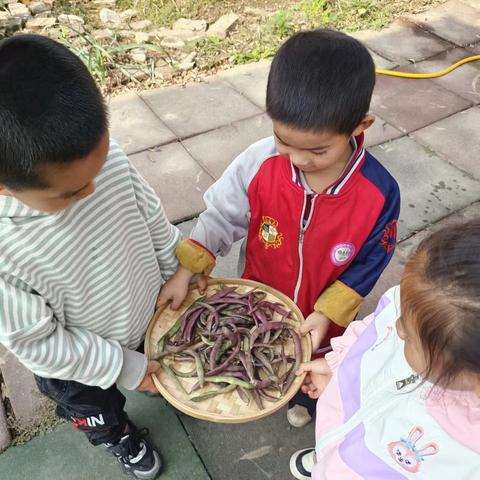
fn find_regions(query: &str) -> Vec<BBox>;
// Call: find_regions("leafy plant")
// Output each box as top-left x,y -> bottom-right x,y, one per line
268,9 -> 296,39
302,0 -> 334,23
51,25 -> 171,90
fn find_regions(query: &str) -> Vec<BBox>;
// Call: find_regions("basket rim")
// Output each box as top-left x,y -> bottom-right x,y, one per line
144,278 -> 312,423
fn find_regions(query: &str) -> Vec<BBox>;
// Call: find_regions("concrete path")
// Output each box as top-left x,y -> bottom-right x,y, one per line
0,0 -> 479,478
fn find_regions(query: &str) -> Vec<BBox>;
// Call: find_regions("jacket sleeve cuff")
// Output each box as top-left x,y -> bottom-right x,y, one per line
314,281 -> 363,328
116,347 -> 148,390
176,239 -> 216,275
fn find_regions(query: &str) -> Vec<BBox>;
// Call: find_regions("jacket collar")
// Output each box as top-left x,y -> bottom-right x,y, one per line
289,132 -> 366,195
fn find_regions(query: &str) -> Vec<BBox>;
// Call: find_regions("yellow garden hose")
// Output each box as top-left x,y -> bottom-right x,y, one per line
375,54 -> 480,79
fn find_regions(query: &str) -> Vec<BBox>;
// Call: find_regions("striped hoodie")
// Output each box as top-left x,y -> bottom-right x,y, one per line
0,141 -> 181,390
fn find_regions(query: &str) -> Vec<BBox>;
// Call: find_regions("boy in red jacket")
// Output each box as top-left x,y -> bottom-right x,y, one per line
159,29 -> 400,426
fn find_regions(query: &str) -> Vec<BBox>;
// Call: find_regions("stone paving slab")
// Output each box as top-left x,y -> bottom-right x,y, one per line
358,251 -> 406,319
177,219 -> 242,278
371,74 -> 472,133
365,115 -> 404,147
183,113 -> 273,180
109,92 -> 176,155
467,41 -> 480,54
0,390 -> 209,480
352,20 -> 452,65
408,0 -> 480,47
396,47 -> 480,105
369,50 -> 398,70
141,80 -> 262,138
130,142 -> 214,223
411,107 -> 480,180
0,346 -> 46,429
219,60 -> 271,109
396,200 -> 480,258
370,136 -> 480,240
180,406 -> 314,480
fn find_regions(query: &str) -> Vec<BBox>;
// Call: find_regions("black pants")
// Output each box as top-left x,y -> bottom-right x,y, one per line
35,376 -> 129,446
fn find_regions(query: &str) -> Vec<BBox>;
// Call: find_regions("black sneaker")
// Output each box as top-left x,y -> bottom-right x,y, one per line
290,448 -> 315,480
105,422 -> 162,479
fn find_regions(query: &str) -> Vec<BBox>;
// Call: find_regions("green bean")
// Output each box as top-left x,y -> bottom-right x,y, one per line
200,335 -> 215,346
204,376 -> 254,389
184,349 -> 204,387
160,360 -> 188,395
170,365 -> 197,377
190,384 -> 236,402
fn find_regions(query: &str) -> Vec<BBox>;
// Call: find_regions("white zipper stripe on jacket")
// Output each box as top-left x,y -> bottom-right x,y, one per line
293,193 -> 317,303
290,162 -> 297,183
332,148 -> 365,194
293,192 -> 307,303
326,136 -> 358,194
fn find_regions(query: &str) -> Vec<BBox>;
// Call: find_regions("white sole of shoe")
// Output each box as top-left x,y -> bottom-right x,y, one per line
289,448 -> 314,480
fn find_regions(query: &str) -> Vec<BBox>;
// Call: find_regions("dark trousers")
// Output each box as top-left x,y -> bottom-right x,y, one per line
35,376 -> 129,446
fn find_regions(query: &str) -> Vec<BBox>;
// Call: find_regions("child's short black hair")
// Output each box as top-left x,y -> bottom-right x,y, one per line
266,29 -> 375,135
0,34 -> 108,190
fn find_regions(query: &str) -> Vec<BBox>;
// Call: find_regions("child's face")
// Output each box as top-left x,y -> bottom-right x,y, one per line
396,314 -> 428,376
0,131 -> 109,213
272,117 -> 374,174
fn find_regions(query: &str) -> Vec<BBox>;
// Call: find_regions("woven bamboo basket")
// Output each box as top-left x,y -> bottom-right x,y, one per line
144,278 -> 312,423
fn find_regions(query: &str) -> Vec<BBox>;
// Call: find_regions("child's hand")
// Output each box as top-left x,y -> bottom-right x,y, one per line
157,266 -> 208,310
300,311 -> 331,351
296,358 -> 332,399
136,360 -> 162,394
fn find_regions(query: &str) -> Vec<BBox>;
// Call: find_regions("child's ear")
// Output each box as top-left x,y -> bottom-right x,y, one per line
0,185 -> 11,196
352,114 -> 375,136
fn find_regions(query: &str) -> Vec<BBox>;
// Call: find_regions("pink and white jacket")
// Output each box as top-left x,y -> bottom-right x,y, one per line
313,286 -> 480,479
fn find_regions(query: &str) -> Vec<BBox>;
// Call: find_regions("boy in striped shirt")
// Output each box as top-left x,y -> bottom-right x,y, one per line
0,35 -> 180,479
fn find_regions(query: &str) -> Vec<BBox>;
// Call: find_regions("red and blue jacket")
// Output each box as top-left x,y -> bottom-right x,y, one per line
176,133 -> 400,345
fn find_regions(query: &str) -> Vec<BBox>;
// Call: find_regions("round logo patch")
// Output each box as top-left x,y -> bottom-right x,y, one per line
330,243 -> 355,266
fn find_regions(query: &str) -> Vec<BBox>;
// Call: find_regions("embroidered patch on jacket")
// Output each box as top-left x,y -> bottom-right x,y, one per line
259,216 -> 283,249
388,426 -> 439,473
330,243 -> 355,266
381,220 -> 398,253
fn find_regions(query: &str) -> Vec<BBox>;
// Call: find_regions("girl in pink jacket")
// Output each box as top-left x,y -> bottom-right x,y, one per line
290,218 -> 480,479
